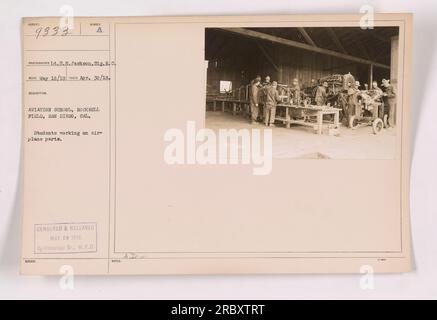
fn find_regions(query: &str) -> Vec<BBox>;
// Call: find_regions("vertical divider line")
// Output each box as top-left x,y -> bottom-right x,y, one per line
113,23 -> 117,255
107,22 -> 112,273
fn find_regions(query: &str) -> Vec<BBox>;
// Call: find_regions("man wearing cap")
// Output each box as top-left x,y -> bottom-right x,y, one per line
315,81 -> 329,106
371,80 -> 383,96
263,75 -> 271,87
382,79 -> 396,127
264,81 -> 281,127
369,80 -> 384,119
249,76 -> 261,124
258,75 -> 272,123
290,78 -> 301,105
355,81 -> 361,90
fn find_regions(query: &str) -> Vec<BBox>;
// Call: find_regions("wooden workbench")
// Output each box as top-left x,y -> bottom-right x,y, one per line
276,104 -> 341,135
206,98 -> 341,135
207,97 -> 250,116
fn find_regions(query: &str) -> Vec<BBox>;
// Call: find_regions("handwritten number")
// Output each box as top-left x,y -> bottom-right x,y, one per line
35,26 -> 70,38
35,27 -> 42,39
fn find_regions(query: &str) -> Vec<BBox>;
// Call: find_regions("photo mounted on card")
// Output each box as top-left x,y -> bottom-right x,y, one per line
21,14 -> 412,275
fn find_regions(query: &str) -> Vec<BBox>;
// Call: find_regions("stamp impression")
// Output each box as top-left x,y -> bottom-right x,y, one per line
34,222 -> 97,254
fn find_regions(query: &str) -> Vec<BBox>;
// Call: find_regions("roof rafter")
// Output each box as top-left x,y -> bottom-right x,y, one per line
220,28 -> 390,70
326,28 -> 348,54
298,27 -> 317,47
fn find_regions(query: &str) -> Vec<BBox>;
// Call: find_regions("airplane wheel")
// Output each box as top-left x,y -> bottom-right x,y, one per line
372,118 -> 384,134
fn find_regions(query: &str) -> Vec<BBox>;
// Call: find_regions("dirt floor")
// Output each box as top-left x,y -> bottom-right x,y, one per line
205,111 -> 396,159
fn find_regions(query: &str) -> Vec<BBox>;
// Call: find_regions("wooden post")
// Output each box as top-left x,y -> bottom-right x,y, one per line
317,112 -> 323,135
390,36 -> 399,125
334,110 -> 340,128
285,107 -> 290,129
369,64 -> 374,88
278,66 -> 283,84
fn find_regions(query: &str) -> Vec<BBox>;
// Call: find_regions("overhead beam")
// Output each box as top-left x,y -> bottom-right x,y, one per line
298,27 -> 317,47
326,28 -> 348,54
220,28 -> 390,70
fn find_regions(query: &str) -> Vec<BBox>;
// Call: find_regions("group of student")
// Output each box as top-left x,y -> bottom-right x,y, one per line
249,74 -> 397,128
249,75 -> 285,127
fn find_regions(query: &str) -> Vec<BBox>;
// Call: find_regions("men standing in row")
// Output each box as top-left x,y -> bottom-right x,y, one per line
249,76 -> 261,125
264,81 -> 281,127
250,75 -> 272,124
248,75 -> 280,126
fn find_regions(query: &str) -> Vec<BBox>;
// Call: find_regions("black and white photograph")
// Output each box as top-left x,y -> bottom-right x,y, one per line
2,0 -> 437,302
205,26 -> 400,159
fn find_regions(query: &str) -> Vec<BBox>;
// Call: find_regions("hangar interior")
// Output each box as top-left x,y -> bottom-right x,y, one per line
205,27 -> 399,95
204,27 -> 400,159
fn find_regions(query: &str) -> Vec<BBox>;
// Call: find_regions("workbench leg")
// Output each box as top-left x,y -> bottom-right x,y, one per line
222,101 -> 225,113
213,100 -> 216,112
285,108 -> 291,128
317,112 -> 323,135
233,102 -> 237,115
334,111 -> 339,128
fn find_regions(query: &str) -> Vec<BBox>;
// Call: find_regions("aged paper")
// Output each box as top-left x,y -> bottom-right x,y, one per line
21,14 -> 412,275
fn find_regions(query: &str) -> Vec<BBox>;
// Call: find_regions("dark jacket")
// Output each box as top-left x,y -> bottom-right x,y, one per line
369,87 -> 383,101
290,84 -> 301,104
265,86 -> 281,108
384,85 -> 396,101
250,83 -> 259,104
315,86 -> 328,106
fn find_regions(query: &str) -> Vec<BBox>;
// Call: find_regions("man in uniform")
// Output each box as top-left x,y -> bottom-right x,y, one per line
290,78 -> 301,105
369,80 -> 384,119
382,79 -> 396,127
258,75 -> 271,123
264,81 -> 281,127
345,78 -> 360,126
315,81 -> 329,106
249,76 -> 261,124
355,81 -> 361,90
263,75 -> 271,87
371,80 -> 383,95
